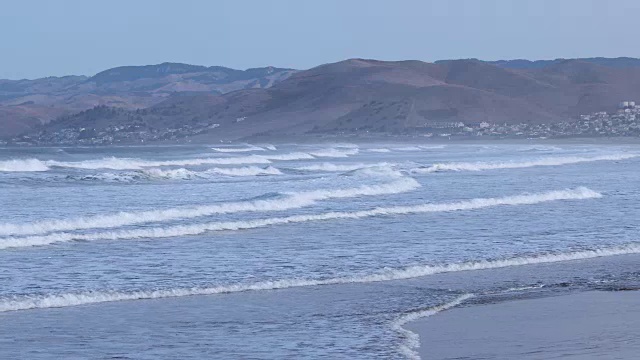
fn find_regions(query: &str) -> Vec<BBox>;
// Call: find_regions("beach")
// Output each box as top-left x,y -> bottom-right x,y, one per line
2,143 -> 639,359
407,291 -> 640,360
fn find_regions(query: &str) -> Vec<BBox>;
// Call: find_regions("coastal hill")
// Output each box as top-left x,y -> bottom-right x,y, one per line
0,63 -> 296,137
4,57 -> 640,142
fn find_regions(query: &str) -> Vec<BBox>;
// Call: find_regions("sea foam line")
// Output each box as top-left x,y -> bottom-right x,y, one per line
0,149 -> 360,172
0,177 -> 420,237
309,148 -> 359,158
0,187 -> 600,249
412,153 -> 638,173
138,166 -> 283,179
211,145 -> 265,152
391,294 -> 474,360
51,155 -> 273,170
1,242 -> 637,313
0,159 -> 51,172
295,162 -> 392,172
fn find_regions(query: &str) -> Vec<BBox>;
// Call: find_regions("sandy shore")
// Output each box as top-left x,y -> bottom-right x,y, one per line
405,291 -> 639,360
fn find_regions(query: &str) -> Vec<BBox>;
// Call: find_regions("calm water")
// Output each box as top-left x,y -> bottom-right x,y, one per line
1,142 -> 638,359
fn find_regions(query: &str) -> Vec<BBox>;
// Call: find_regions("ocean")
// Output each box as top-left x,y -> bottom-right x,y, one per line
1,142 -> 638,359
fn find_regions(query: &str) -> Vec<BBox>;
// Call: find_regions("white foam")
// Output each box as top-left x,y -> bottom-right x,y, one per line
0,159 -> 50,172
20,151 -> 327,172
418,145 -> 446,150
46,155 -> 273,170
1,149 -> 359,173
329,143 -> 359,149
309,148 -> 359,158
1,242 -> 636,313
296,162 -> 391,172
503,284 -> 545,292
0,187 -> 599,248
367,148 -> 391,153
83,166 -> 282,181
518,145 -> 563,152
77,172 -> 142,182
0,177 -> 419,238
262,152 -> 315,161
412,153 -> 639,173
207,166 -> 282,176
391,294 -> 474,360
142,166 -> 282,179
393,146 -> 422,151
139,168 -> 202,180
211,145 -> 265,152
351,166 -> 405,178
392,145 -> 444,152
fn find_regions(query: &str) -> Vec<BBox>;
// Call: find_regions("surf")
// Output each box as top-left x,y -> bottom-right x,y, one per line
0,242 -> 636,312
412,153 -> 639,173
0,187 -> 600,248
211,145 -> 265,152
392,294 -> 474,360
0,176 -> 420,237
0,159 -> 51,172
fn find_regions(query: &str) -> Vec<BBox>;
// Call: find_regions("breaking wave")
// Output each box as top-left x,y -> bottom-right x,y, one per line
0,177 -> 420,238
72,166 -> 283,182
0,187 -> 599,248
1,149 -> 361,173
74,172 -> 142,182
0,159 -> 50,172
207,166 -> 282,176
47,155 -> 273,170
366,148 -> 391,153
139,168 -> 202,180
517,145 -> 563,152
392,294 -> 474,360
309,148 -> 359,158
140,166 -> 282,179
211,145 -> 265,152
1,242 -> 637,312
263,152 -> 315,161
412,153 -> 639,173
296,162 -> 391,172
393,145 -> 446,151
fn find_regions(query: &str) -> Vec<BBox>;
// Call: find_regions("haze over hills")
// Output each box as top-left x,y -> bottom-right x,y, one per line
3,57 -> 640,143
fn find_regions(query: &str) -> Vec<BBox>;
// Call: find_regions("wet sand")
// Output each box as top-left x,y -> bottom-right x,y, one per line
406,291 -> 639,360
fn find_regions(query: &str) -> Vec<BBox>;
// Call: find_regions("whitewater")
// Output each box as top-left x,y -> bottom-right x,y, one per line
0,187 -> 601,248
0,148 -> 359,172
411,153 -> 639,173
1,142 -> 639,360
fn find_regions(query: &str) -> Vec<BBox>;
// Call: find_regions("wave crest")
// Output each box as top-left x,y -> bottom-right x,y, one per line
211,145 -> 265,152
392,294 -> 474,360
0,177 -> 419,238
0,187 -> 599,248
1,242 -> 636,312
412,153 -> 638,173
0,159 -> 50,172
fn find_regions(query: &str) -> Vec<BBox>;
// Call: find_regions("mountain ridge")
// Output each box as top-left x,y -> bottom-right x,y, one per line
3,57 -> 640,142
0,63 -> 297,137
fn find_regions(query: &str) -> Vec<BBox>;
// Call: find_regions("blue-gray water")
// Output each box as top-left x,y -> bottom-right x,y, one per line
1,142 -> 638,359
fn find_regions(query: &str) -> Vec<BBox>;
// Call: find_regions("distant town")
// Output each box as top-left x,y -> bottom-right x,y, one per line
409,100 -> 640,140
3,101 -> 640,146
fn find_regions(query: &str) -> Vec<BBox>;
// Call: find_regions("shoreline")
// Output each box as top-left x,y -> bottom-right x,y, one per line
405,290 -> 639,360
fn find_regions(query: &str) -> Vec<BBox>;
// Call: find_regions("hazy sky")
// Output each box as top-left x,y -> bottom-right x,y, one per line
2,0 -> 638,79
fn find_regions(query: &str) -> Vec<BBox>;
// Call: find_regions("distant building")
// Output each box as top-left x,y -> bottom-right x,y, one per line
619,101 -> 636,109
422,121 -> 464,129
